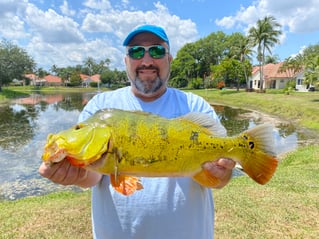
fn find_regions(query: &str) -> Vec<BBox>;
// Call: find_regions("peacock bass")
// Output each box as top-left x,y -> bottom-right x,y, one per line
42,109 -> 278,196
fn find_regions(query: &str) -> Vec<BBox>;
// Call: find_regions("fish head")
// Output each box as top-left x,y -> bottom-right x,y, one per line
42,121 -> 111,167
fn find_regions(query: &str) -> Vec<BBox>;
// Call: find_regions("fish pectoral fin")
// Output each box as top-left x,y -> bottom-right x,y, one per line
110,174 -> 143,196
192,169 -> 221,188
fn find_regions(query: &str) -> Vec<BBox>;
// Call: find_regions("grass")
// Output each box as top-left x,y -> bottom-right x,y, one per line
1,87 -> 319,238
0,86 -> 99,100
0,191 -> 92,238
214,145 -> 319,239
192,89 -> 319,132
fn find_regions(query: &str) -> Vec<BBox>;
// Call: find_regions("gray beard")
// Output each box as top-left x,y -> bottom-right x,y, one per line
133,76 -> 164,95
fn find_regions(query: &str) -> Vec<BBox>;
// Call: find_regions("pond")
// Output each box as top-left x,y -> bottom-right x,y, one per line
0,91 -> 317,200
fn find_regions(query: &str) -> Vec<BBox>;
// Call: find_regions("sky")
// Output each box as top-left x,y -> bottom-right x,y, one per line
1,0 -> 319,71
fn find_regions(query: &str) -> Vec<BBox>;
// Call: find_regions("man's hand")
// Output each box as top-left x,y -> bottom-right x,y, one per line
193,158 -> 236,188
38,159 -> 102,188
203,158 -> 236,188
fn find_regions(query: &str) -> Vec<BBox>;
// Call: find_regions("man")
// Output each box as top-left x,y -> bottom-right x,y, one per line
39,24 -> 235,239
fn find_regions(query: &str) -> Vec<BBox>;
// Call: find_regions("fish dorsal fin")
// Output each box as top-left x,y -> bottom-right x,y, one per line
180,112 -> 226,137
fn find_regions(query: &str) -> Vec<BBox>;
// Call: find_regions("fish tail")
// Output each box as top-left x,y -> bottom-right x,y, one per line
238,124 -> 278,185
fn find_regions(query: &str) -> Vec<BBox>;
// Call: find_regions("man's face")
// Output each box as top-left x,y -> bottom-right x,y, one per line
124,32 -> 172,98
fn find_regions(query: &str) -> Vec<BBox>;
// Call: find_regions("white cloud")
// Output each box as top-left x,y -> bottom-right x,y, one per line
82,2 -> 197,53
83,0 -> 112,11
60,0 -> 76,16
26,34 -> 123,70
216,0 -> 319,34
25,4 -> 84,43
0,0 -> 197,71
0,0 -> 28,39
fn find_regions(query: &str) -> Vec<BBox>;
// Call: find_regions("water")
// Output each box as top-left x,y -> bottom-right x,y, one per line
0,91 -> 317,200
0,92 -> 95,200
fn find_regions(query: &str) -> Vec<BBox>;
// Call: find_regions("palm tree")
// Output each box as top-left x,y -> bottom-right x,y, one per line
280,56 -> 303,76
248,15 -> 282,91
237,36 -> 254,90
228,34 -> 254,90
304,55 -> 319,89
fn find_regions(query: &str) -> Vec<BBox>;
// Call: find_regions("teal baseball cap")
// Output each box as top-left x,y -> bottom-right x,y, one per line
123,25 -> 169,46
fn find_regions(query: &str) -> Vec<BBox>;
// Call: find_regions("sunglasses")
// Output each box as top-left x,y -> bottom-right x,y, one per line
127,45 -> 168,59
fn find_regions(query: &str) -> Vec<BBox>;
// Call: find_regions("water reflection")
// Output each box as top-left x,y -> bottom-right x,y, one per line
0,92 -> 317,200
213,105 -> 304,156
0,92 -> 95,200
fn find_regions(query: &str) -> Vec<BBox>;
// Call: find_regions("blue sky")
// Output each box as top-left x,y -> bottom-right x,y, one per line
1,0 -> 319,71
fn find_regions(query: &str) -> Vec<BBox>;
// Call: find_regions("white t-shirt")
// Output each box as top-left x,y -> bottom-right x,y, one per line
78,86 -> 224,239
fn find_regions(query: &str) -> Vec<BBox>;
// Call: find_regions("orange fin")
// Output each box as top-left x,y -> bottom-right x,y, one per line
239,124 -> 279,184
192,169 -> 221,188
110,174 -> 143,196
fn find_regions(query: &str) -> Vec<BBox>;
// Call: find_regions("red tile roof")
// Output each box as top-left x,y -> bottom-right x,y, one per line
90,74 -> 101,83
80,74 -> 90,81
80,74 -> 101,83
44,75 -> 62,83
252,63 -> 297,79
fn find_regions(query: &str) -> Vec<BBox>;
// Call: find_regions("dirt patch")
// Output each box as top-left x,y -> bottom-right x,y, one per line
238,110 -> 291,126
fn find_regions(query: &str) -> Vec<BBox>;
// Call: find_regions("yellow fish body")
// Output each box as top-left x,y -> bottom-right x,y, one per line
42,109 -> 278,195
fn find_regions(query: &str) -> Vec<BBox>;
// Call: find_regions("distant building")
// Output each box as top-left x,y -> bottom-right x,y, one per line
248,63 -> 314,91
25,74 -> 62,86
43,75 -> 63,86
249,63 -> 296,90
80,74 -> 101,87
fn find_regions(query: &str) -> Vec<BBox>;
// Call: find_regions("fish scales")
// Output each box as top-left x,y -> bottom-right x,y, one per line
98,111 -> 228,176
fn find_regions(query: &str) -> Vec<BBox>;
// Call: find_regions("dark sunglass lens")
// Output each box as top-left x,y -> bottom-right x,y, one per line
149,46 -> 166,59
128,46 -> 145,59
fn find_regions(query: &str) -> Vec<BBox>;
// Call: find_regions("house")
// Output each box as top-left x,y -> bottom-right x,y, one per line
295,71 -> 316,92
80,74 -> 101,87
25,74 -> 62,86
25,73 -> 44,86
248,63 -> 297,90
43,75 -> 63,86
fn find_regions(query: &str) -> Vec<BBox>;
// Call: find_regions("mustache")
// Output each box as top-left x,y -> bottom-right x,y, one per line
136,66 -> 159,71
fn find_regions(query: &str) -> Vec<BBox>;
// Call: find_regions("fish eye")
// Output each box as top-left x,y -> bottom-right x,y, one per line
75,124 -> 84,130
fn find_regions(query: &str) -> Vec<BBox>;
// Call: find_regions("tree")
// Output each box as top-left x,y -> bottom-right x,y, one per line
211,57 -> 250,89
171,32 -> 235,87
264,54 -> 280,64
36,67 -> 49,78
304,55 -> 319,88
82,57 -> 111,75
282,44 -> 319,89
227,33 -> 254,90
69,72 -> 82,86
248,15 -> 282,90
280,56 -> 303,77
0,39 -> 35,91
